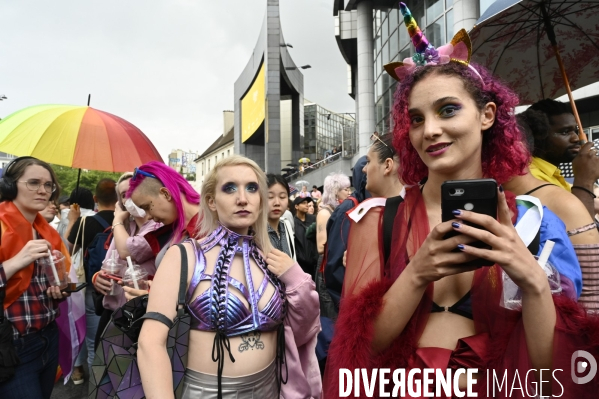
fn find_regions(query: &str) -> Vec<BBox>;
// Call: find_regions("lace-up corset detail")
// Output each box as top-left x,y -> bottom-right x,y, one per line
186,225 -> 285,337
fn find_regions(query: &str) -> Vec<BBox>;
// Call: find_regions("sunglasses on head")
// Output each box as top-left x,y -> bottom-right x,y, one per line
132,167 -> 157,181
370,132 -> 395,156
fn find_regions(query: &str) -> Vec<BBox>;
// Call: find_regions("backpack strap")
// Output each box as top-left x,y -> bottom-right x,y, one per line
139,243 -> 189,327
92,213 -> 111,231
383,196 -> 404,265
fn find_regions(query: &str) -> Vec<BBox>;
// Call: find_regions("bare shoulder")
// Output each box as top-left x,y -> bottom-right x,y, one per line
537,186 -> 594,229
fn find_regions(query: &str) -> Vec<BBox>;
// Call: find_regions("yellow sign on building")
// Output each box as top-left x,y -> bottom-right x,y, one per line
241,64 -> 266,142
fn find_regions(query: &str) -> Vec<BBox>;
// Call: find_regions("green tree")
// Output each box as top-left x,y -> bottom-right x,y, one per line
51,165 -> 122,197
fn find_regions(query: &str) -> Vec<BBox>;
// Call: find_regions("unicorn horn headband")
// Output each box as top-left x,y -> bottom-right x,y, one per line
384,2 -> 482,82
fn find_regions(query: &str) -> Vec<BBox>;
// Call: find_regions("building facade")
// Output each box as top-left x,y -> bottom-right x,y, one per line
233,0 -> 304,174
304,100 -> 356,163
194,111 -> 235,190
168,149 -> 198,180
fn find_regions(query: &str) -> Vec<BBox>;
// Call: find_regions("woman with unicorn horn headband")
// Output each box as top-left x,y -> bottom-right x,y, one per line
323,3 -> 599,398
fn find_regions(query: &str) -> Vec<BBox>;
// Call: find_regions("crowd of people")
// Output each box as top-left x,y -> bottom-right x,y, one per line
2,5 -> 599,399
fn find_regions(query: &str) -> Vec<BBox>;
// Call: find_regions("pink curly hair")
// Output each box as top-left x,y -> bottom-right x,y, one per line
126,161 -> 200,243
391,62 -> 529,185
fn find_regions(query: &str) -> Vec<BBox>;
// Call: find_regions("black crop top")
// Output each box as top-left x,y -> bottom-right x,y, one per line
430,291 -> 473,319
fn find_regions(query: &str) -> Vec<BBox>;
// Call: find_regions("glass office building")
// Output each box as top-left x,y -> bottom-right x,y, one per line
374,0 -> 455,135
304,102 -> 356,162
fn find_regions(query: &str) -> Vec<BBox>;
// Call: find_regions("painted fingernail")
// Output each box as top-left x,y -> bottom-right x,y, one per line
499,185 -> 504,193
452,209 -> 461,216
452,222 -> 461,229
457,244 -> 465,251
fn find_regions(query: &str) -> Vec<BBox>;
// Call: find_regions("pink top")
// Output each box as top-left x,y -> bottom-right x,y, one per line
278,262 -> 322,399
102,219 -> 161,311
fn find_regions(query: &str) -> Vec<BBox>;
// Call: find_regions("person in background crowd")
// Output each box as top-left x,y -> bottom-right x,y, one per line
299,185 -> 311,198
40,201 -> 60,229
307,200 -> 315,215
67,179 -> 117,384
138,155 -> 321,398
293,196 -> 318,277
311,185 -> 322,199
0,157 -> 70,399
58,195 -> 70,212
324,156 -> 370,312
503,111 -> 599,310
527,99 -> 599,218
363,132 -> 403,199
317,173 -> 350,257
266,174 -> 296,260
123,161 -> 201,297
60,187 -> 95,245
91,172 -> 160,350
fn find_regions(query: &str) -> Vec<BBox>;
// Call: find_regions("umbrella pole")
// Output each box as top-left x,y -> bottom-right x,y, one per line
541,3 -> 587,142
74,168 -> 82,203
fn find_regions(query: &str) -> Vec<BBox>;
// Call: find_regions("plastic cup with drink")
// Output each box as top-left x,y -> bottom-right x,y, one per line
123,256 -> 149,291
101,250 -> 124,296
39,249 -> 68,289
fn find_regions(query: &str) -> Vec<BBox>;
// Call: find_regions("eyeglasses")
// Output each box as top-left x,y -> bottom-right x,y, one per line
18,179 -> 56,193
553,126 -> 580,137
370,131 -> 395,156
132,167 -> 157,181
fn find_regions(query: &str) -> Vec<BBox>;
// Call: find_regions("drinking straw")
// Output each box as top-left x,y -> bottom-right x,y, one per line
126,256 -> 140,290
537,240 -> 555,269
47,249 -> 61,286
112,249 -> 117,266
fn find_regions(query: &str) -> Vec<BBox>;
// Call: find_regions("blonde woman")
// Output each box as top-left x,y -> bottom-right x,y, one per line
138,155 -> 321,399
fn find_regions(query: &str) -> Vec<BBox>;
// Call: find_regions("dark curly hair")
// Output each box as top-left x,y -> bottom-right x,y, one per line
391,62 -> 530,185
516,109 -> 552,156
529,98 -> 572,119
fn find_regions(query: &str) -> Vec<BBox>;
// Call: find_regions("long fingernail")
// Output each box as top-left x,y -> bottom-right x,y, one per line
499,185 -> 504,193
452,209 -> 461,216
457,244 -> 465,251
452,222 -> 461,229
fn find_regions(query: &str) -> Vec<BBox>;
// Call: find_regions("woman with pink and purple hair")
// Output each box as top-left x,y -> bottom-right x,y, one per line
324,4 -> 599,398
121,161 -> 200,298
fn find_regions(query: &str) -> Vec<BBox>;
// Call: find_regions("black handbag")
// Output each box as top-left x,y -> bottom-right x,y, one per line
0,288 -> 20,383
89,243 -> 191,398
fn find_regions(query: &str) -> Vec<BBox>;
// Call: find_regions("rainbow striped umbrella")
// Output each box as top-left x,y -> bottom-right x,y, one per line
0,104 -> 162,172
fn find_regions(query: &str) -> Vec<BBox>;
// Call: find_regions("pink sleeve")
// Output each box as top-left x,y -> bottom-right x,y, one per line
127,235 -> 155,264
278,263 -> 322,399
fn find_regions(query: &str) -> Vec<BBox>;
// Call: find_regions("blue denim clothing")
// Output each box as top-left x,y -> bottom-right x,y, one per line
75,288 -> 100,370
0,321 -> 59,399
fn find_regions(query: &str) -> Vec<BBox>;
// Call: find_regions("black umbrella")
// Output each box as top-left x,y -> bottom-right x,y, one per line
470,0 -> 599,141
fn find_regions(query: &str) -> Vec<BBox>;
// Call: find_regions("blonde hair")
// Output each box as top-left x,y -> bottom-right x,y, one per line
198,155 -> 272,253
116,172 -> 134,204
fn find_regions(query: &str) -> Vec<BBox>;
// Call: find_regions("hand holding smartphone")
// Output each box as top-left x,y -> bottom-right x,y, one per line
62,282 -> 87,293
441,179 -> 498,267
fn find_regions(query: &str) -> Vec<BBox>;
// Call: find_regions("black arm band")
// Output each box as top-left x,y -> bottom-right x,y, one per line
571,185 -> 597,199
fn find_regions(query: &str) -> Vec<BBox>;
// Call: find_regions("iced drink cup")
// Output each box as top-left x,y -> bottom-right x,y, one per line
122,266 -> 149,291
39,250 -> 68,289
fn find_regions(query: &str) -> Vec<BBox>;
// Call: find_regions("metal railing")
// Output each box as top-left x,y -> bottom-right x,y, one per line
284,152 -> 344,182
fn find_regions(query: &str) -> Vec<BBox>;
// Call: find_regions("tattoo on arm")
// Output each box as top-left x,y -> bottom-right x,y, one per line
238,331 -> 265,352
318,224 -> 324,232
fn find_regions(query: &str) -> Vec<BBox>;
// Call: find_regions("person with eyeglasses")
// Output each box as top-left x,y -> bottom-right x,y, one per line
527,98 -> 599,218
0,156 -> 72,399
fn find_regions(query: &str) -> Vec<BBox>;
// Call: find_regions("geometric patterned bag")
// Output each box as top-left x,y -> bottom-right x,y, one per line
88,244 -> 191,399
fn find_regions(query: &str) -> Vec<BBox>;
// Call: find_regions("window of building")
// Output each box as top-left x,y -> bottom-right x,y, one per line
208,159 -> 211,171
227,149 -> 230,156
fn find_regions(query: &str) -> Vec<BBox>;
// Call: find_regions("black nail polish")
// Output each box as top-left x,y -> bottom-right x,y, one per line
452,209 -> 461,216
457,244 -> 465,251
499,185 -> 504,193
452,222 -> 461,229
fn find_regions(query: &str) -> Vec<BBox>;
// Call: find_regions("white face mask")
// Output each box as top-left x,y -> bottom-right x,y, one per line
124,198 -> 146,218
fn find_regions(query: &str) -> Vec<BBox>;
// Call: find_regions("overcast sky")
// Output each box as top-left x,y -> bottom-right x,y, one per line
0,0 -> 355,162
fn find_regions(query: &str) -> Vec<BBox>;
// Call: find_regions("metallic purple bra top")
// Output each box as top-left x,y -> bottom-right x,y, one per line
186,224 -> 286,337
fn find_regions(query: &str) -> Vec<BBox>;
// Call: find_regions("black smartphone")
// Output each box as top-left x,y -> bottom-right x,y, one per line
441,179 -> 498,267
62,282 -> 88,293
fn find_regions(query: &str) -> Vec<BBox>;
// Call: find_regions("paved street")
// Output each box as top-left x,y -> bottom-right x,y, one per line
51,364 -> 88,399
